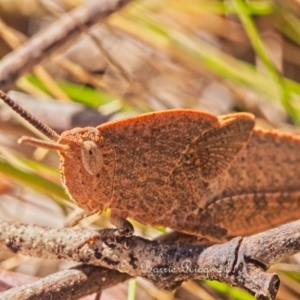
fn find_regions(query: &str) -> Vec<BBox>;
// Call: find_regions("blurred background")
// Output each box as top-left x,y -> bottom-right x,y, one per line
1,0 -> 300,299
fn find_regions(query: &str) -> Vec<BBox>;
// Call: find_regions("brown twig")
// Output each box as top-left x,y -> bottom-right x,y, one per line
0,264 -> 130,300
0,0 -> 132,91
1,220 -> 300,299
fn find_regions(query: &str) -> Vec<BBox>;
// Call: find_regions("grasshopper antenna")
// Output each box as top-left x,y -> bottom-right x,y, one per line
0,91 -> 69,152
0,91 -> 59,141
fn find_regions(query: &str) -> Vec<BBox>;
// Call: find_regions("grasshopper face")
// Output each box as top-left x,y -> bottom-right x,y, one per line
58,127 -> 115,212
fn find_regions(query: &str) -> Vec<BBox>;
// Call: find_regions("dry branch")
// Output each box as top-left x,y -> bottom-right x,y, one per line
1,220 -> 300,299
0,0 -> 132,91
0,265 -> 129,300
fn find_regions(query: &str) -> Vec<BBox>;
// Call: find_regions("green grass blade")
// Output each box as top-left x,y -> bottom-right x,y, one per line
232,0 -> 299,124
0,160 -> 67,200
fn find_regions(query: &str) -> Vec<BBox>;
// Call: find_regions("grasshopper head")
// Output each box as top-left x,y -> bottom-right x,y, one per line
0,91 -> 115,212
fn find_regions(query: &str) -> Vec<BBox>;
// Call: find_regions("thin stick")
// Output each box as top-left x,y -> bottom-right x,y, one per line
0,265 -> 130,300
0,0 -> 132,91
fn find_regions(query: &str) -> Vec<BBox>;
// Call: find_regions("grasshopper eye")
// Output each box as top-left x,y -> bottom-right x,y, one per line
81,141 -> 103,175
